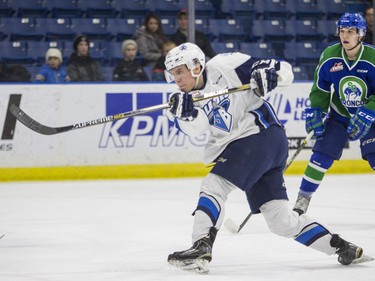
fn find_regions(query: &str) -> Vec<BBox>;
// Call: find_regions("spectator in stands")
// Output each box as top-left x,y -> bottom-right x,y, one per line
152,41 -> 176,81
35,48 -> 70,83
133,13 -> 168,68
0,63 -> 30,82
170,9 -> 216,59
67,35 -> 105,82
364,6 -> 373,44
113,39 -> 149,82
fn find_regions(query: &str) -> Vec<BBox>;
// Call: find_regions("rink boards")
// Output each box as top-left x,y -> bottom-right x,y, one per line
0,82 -> 371,181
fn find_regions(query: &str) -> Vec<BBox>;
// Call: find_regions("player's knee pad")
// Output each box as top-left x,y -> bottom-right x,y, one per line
365,152 -> 375,171
310,151 -> 334,170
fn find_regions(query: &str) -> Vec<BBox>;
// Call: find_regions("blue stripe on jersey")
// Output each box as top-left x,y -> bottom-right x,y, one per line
251,102 -> 283,131
295,223 -> 329,246
196,196 -> 220,225
254,109 -> 270,128
263,101 -> 282,126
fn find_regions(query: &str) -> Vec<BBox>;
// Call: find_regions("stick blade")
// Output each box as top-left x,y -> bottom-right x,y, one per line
9,104 -> 71,135
224,218 -> 240,234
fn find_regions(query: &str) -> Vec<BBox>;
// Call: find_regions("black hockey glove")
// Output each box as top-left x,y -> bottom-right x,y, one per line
250,59 -> 279,97
169,91 -> 198,121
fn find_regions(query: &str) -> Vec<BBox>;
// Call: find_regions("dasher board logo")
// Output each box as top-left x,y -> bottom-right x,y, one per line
266,93 -> 308,126
99,92 -> 207,148
1,94 -> 22,151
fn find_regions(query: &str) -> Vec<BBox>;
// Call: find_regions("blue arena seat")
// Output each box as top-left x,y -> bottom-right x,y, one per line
211,42 -> 239,54
44,0 -> 83,18
0,41 -> 34,65
253,0 -> 294,20
88,41 -> 107,66
194,18 -> 211,38
292,65 -> 311,81
239,42 -> 275,59
251,20 -> 294,43
294,0 -> 325,20
0,1 -> 15,17
178,0 -> 215,18
292,20 -> 325,42
27,41 -> 64,66
209,19 -> 248,43
284,42 -> 321,67
101,41 -> 123,66
318,0 -> 347,20
80,0 -> 117,18
70,18 -> 112,41
35,18 -> 75,41
148,0 -> 182,17
101,66 -> 114,81
106,17 -> 142,42
160,17 -> 176,37
11,0 -> 50,18
27,66 -> 41,81
1,17 -> 43,41
317,20 -> 338,43
221,0 -> 256,29
112,0 -> 150,17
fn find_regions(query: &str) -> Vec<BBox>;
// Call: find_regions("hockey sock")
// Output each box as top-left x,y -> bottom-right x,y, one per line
194,192 -> 222,226
295,222 -> 335,255
300,152 -> 334,194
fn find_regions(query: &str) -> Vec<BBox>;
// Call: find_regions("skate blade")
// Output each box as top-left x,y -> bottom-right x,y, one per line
351,254 -> 374,264
168,259 -> 210,274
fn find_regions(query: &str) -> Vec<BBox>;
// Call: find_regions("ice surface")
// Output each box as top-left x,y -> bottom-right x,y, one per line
0,174 -> 374,281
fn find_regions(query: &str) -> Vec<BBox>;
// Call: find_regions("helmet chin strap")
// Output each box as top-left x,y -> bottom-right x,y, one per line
190,66 -> 204,90
340,37 -> 362,52
347,41 -> 361,51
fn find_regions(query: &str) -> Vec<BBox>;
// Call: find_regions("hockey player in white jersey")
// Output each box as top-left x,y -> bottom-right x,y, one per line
164,43 -> 368,273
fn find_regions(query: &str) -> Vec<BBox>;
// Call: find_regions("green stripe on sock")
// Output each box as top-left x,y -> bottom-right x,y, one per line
305,165 -> 326,181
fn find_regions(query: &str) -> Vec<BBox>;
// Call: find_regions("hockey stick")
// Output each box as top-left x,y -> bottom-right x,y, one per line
9,84 -> 251,135
224,130 -> 315,234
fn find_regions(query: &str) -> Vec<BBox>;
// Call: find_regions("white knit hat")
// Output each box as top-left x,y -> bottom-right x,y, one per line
45,48 -> 63,63
121,39 -> 137,53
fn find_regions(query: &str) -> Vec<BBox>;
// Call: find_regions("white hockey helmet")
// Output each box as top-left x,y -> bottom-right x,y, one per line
164,42 -> 205,83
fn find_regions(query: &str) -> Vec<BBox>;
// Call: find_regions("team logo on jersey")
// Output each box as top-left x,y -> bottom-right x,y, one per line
330,62 -> 344,72
339,76 -> 367,108
205,98 -> 232,132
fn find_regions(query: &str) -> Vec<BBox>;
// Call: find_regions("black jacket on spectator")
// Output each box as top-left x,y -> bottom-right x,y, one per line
170,29 -> 216,59
113,60 -> 149,82
67,53 -> 105,82
364,28 -> 373,45
0,63 -> 30,82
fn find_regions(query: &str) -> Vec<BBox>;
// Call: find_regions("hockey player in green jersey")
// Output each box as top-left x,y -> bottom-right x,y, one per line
293,13 -> 375,215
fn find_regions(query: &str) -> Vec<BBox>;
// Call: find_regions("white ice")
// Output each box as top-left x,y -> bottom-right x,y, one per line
0,174 -> 374,281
